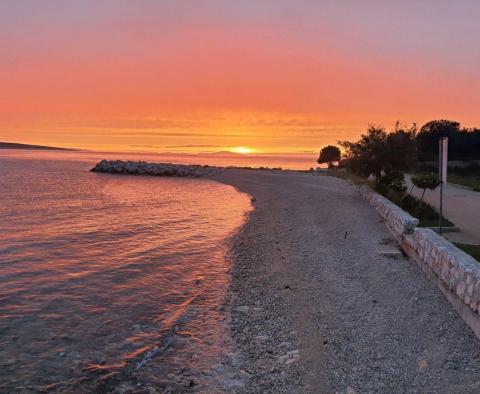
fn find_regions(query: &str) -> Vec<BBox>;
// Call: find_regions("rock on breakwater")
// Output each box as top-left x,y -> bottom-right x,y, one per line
91,160 -> 221,177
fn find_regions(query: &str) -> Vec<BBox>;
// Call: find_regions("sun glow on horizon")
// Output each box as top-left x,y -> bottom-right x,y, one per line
229,146 -> 256,154
1,2 -> 480,153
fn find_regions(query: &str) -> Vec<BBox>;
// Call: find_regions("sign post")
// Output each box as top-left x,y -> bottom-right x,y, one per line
438,137 -> 448,235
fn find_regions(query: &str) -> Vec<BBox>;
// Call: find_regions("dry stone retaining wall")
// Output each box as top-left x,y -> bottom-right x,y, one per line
357,184 -> 480,338
357,185 -> 419,238
405,228 -> 480,313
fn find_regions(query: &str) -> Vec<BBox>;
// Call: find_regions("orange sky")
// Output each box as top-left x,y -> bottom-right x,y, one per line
1,1 -> 479,153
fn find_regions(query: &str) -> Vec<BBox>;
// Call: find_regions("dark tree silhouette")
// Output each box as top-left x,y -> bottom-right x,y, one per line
339,124 -> 417,187
416,120 -> 460,160
317,145 -> 341,168
416,120 -> 480,161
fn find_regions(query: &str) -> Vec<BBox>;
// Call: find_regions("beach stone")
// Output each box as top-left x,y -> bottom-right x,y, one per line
285,358 -> 298,366
277,355 -> 289,364
287,349 -> 299,357
228,352 -> 242,367
223,378 -> 246,390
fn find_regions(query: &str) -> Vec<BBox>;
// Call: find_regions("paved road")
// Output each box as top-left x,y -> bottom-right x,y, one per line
406,176 -> 480,244
217,170 -> 480,393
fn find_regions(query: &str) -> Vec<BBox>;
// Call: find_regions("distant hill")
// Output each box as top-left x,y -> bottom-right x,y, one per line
0,142 -> 73,150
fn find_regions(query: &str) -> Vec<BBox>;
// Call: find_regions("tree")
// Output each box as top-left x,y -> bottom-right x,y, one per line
385,127 -> 418,174
416,120 -> 480,161
339,123 -> 417,186
416,120 -> 460,161
411,173 -> 441,206
339,126 -> 388,181
317,145 -> 341,168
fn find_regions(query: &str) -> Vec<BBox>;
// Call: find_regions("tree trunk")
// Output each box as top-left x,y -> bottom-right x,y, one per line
418,188 -> 427,221
420,188 -> 426,204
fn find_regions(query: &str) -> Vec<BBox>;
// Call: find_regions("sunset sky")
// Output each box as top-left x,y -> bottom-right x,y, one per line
1,1 -> 480,153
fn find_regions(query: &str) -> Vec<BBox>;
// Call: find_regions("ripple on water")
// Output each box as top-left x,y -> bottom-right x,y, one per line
0,154 -> 251,392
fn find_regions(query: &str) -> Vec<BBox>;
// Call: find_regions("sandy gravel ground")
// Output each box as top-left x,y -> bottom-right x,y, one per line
214,169 -> 480,393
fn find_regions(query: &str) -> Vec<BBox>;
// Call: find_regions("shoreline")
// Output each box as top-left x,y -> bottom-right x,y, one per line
212,168 -> 480,393
215,171 -> 306,393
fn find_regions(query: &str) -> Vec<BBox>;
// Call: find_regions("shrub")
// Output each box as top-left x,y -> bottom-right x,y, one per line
398,194 -> 454,227
377,171 -> 407,195
410,173 -> 442,222
411,173 -> 442,199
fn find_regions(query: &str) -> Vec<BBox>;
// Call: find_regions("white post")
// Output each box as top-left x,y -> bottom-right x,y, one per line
439,137 -> 448,234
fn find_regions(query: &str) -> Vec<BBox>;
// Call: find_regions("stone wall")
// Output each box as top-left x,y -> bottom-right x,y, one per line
358,184 -> 480,338
403,228 -> 480,312
357,185 -> 419,238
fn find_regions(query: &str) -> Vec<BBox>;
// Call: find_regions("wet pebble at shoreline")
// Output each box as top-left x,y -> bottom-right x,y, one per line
223,225 -> 305,393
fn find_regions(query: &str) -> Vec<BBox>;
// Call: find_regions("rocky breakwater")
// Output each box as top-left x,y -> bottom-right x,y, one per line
91,160 -> 221,177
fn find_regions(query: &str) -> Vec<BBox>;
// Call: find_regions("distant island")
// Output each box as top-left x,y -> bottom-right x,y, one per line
0,142 -> 73,150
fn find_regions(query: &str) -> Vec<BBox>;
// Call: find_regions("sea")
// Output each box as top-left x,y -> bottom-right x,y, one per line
0,149 -> 313,392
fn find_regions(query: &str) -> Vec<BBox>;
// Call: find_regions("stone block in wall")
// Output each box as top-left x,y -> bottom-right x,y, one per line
357,185 -> 419,237
413,228 -> 480,314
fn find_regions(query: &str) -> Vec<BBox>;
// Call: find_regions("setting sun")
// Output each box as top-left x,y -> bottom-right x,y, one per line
229,146 -> 256,154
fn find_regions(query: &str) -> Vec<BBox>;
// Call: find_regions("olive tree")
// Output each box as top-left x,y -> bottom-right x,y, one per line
339,123 -> 417,192
317,145 -> 341,168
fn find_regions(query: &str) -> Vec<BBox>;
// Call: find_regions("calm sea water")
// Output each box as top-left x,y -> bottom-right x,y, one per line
0,151 -> 251,392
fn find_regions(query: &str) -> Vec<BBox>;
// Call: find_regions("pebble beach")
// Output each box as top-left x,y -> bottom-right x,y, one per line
215,168 -> 480,393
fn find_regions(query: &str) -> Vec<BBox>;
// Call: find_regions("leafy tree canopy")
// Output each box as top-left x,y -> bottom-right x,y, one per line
416,120 -> 480,161
411,173 -> 442,191
410,173 -> 442,207
318,145 -> 341,168
339,123 -> 417,184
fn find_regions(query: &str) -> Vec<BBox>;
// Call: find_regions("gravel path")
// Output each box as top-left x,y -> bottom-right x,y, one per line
215,169 -> 480,393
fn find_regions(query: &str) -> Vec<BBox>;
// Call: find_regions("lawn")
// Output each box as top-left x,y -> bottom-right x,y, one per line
448,174 -> 480,192
388,193 -> 455,228
454,243 -> 480,262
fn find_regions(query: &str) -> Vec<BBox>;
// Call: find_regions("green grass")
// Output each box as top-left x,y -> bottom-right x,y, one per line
448,174 -> 480,192
454,243 -> 480,262
387,193 -> 454,228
